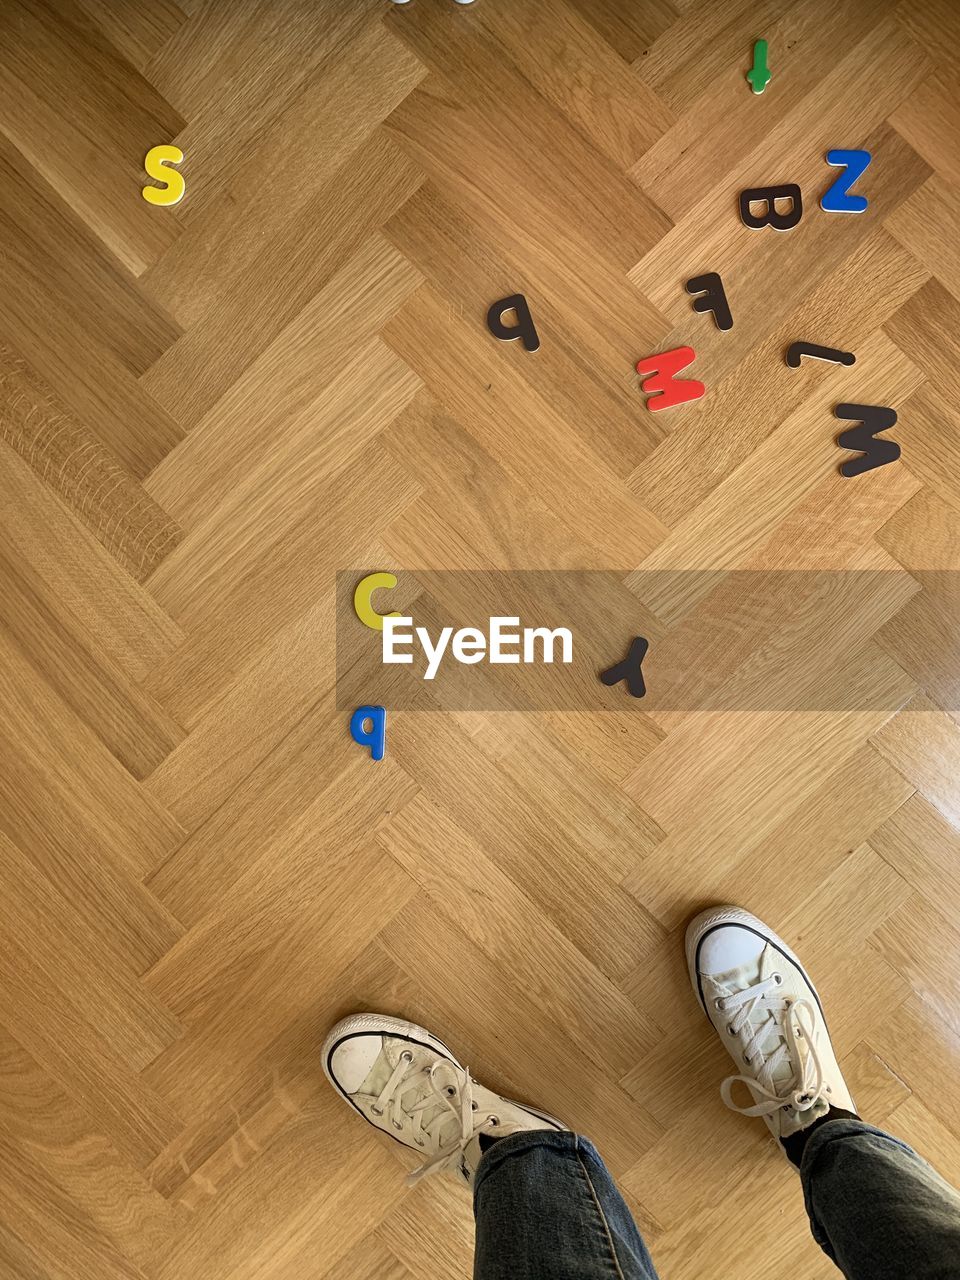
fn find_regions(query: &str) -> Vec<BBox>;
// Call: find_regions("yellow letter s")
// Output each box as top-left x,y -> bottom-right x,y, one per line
142,145 -> 185,206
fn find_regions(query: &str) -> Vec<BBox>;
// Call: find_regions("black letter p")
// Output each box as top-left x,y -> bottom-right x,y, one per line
486,293 -> 541,351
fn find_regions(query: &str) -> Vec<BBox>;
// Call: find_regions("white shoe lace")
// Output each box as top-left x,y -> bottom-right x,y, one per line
715,973 -> 829,1117
369,1052 -> 498,1184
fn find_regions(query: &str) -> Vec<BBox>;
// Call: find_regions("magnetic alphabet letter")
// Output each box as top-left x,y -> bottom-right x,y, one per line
835,404 -> 900,477
354,572 -> 401,632
747,39 -> 771,95
738,184 -> 802,231
350,705 -> 387,760
636,346 -> 705,411
486,294 -> 541,351
142,144 -> 185,206
600,637 -> 649,698
785,342 -> 856,368
685,273 -> 733,331
820,150 -> 871,214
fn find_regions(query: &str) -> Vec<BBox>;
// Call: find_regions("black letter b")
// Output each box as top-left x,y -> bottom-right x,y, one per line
738,184 -> 802,231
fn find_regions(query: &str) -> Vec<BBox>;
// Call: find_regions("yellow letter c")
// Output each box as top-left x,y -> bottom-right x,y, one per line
354,572 -> 401,631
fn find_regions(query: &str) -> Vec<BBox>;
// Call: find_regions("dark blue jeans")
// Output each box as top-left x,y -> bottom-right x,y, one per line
473,1122 -> 960,1279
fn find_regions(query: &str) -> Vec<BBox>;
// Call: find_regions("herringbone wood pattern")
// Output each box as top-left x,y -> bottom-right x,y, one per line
1,1 -> 959,1276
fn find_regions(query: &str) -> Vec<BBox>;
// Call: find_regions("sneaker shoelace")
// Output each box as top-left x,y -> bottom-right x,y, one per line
716,973 -> 828,1117
370,1052 -> 498,1184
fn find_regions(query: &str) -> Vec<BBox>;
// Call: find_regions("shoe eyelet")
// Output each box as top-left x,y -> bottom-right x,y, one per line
488,1116 -> 500,1126
726,1023 -> 737,1035
400,1050 -> 414,1063
773,973 -> 783,985
471,1101 -> 478,1110
826,1086 -> 832,1094
714,998 -> 725,1012
445,1086 -> 456,1097
415,1138 -> 425,1147
371,1106 -> 384,1116
743,1053 -> 752,1065
392,1121 -> 403,1131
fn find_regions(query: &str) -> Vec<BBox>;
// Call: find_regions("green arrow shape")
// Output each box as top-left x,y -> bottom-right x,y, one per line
747,39 -> 771,94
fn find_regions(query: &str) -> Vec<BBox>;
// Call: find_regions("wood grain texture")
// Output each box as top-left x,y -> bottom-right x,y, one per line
1,2 -> 959,1276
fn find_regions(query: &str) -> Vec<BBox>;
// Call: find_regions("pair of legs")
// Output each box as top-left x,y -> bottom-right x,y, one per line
324,908 -> 960,1278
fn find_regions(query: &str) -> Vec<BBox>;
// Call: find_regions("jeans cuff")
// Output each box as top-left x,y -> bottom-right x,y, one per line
800,1118 -> 915,1179
473,1129 -> 583,1196
799,1117 -> 917,1253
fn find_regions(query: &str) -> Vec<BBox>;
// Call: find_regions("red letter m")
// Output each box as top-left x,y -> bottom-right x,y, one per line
636,346 -> 705,411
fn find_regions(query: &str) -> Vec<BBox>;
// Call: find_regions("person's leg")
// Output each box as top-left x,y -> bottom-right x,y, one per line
793,1116 -> 960,1278
322,1013 -> 659,1280
473,1129 -> 659,1280
687,906 -> 960,1280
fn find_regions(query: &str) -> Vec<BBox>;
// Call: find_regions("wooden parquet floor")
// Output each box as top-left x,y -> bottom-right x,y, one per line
1,1 -> 960,1276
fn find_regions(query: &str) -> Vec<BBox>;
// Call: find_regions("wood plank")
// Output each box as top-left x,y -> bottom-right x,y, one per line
0,350 -> 182,581
0,1027 -> 178,1274
629,228 -> 928,526
885,277 -> 960,404
0,134 -> 180,376
568,0 -> 677,62
145,233 -> 423,527
476,0 -> 674,169
0,626 -> 184,881
151,1093 -> 408,1280
142,836 -> 417,1118
0,534 -> 183,779
383,282 -> 670,566
389,711 -> 664,980
384,11 -> 672,273
74,0 -> 186,72
378,792 -> 659,1077
870,793 -> 960,931
140,132 -> 424,429
0,0 -> 185,274
872,893 -> 960,1040
886,172 -> 960,305
868,994 -> 960,1143
871,694 -> 960,826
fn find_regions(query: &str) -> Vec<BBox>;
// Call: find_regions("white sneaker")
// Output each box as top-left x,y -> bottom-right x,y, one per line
685,907 -> 855,1147
322,1013 -> 565,1185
